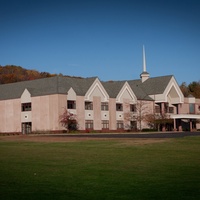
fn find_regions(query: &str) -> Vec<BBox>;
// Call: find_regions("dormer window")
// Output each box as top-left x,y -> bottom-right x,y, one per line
21,103 -> 31,112
67,101 -> 76,109
116,103 -> 123,111
85,102 -> 93,110
169,107 -> 174,114
101,102 -> 108,111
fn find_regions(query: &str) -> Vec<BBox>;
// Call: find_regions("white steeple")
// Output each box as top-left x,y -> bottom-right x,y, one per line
143,45 -> 146,72
140,45 -> 150,82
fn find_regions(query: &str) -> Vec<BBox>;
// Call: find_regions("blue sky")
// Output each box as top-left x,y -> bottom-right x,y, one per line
0,0 -> 200,84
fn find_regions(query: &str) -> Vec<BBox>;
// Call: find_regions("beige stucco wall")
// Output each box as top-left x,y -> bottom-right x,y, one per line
0,99 -> 21,133
179,103 -> 189,114
109,98 -> 117,130
32,94 -> 67,131
123,98 -> 131,129
93,96 -> 101,130
76,96 -> 85,130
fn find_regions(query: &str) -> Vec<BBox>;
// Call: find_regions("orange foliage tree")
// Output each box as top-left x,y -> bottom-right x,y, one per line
59,108 -> 79,132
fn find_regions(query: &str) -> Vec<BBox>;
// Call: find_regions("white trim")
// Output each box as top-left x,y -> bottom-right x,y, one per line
170,114 -> 200,119
163,76 -> 184,103
85,78 -> 109,101
116,82 -> 137,103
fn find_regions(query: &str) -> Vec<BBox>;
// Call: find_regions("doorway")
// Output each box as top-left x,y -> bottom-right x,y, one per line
22,122 -> 32,134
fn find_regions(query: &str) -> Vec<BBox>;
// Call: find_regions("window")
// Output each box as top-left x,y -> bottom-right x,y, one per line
85,102 -> 93,110
130,121 -> 137,130
85,120 -> 93,129
130,104 -> 136,112
101,102 -> 109,111
164,103 -> 169,113
102,120 -> 109,129
116,103 -> 123,111
117,120 -> 124,129
155,105 -> 160,113
21,103 -> 31,111
169,107 -> 174,113
189,103 -> 195,114
67,100 -> 76,109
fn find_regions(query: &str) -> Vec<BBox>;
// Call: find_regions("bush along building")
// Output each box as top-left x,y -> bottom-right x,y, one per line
1,49 -> 200,134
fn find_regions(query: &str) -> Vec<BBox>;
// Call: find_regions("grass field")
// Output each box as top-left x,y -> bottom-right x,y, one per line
1,136 -> 200,200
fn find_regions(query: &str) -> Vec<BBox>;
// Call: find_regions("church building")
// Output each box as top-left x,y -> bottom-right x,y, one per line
0,48 -> 200,134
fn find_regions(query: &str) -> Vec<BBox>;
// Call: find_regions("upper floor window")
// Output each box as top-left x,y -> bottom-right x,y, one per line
155,105 -> 160,113
189,103 -> 195,114
116,103 -> 123,111
101,102 -> 109,111
130,104 -> 136,112
169,107 -> 174,114
164,103 -> 169,113
21,103 -> 31,112
85,102 -> 93,110
67,100 -> 76,109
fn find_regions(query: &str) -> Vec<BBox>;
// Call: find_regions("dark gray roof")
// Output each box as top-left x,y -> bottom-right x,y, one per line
0,76 -> 96,100
127,75 -> 173,100
58,76 -> 97,96
0,74 -> 173,101
102,79 -> 154,101
127,79 -> 153,100
141,75 -> 173,95
101,81 -> 126,98
0,76 -> 58,100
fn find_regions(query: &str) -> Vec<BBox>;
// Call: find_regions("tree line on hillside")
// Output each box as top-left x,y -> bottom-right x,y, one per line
0,65 -> 56,84
0,65 -> 200,98
179,81 -> 200,98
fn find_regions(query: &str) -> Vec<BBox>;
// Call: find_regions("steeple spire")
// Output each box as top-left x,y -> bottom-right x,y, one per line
143,45 -> 146,72
140,45 -> 150,82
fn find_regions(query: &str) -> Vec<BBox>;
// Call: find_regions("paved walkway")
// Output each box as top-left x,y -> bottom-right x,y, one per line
45,131 -> 200,139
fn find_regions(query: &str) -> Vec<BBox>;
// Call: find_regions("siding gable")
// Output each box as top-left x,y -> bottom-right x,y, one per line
67,87 -> 76,100
85,78 -> 109,101
21,89 -> 31,103
116,82 -> 137,103
164,77 -> 184,104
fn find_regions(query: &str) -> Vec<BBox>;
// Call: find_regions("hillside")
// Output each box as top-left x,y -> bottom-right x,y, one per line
0,65 -> 200,98
0,65 -> 55,84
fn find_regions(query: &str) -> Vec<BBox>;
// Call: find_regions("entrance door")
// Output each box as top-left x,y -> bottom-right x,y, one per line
130,121 -> 137,131
22,122 -> 32,134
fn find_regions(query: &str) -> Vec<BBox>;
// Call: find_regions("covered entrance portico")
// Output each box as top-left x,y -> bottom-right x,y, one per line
170,114 -> 200,131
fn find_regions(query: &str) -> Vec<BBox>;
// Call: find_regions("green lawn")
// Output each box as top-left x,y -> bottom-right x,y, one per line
1,137 -> 200,200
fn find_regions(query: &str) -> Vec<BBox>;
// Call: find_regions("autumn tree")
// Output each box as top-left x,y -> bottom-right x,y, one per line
180,81 -> 200,98
179,82 -> 189,97
188,81 -> 200,98
59,108 -> 78,132
124,100 -> 151,131
0,65 -> 56,84
145,113 -> 173,131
